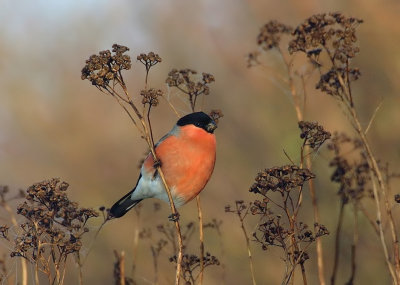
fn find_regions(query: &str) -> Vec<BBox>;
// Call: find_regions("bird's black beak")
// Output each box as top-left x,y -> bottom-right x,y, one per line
206,121 -> 217,133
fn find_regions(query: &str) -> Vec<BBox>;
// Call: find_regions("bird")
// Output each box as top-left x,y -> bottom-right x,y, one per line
110,111 -> 217,218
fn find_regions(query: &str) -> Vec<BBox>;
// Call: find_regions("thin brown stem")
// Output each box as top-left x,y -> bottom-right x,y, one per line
278,45 -> 325,285
237,206 -> 257,285
336,70 -> 399,284
2,202 -> 28,285
331,201 -> 345,285
347,205 -> 359,285
108,74 -> 184,284
196,196 -> 205,285
369,174 -> 397,284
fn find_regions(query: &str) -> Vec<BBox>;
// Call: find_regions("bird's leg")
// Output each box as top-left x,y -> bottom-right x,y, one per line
152,159 -> 162,179
168,212 -> 180,222
153,158 -> 162,169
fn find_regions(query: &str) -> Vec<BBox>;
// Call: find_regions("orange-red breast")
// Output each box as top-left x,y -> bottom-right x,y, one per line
110,112 -> 217,218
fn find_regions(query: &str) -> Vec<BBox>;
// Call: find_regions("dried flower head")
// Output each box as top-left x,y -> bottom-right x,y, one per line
166,69 -> 215,111
328,133 -> 372,203
209,109 -> 224,125
246,51 -> 261,67
140,88 -> 163,106
288,13 -> 363,60
299,121 -> 331,150
170,252 -> 219,284
81,44 -> 131,87
0,225 -> 9,240
249,165 -> 315,196
11,178 -> 98,262
257,20 -> 293,51
137,51 -> 162,69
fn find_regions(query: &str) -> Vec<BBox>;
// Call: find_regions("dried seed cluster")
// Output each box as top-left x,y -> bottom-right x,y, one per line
0,225 -> 9,240
257,20 -> 293,51
288,13 -> 363,59
81,44 -> 132,87
328,133 -> 372,203
166,69 -> 215,110
11,178 -> 98,261
208,109 -> 224,125
249,165 -> 315,196
140,88 -> 163,106
137,52 -> 162,70
169,253 -> 220,284
299,121 -> 331,150
288,13 -> 363,101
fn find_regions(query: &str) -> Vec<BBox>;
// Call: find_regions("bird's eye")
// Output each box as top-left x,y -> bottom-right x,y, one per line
195,122 -> 201,127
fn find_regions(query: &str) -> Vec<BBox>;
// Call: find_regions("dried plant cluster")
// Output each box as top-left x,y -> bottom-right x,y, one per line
241,11 -> 400,285
227,122 -> 331,284
166,69 -> 215,112
0,179 -> 98,285
81,45 -> 221,285
1,11 -> 399,285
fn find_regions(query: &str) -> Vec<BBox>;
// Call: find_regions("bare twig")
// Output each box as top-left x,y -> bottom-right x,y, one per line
197,196 -> 205,285
236,204 -> 257,285
347,205 -> 359,285
1,202 -> 28,285
278,46 -> 325,285
331,201 -> 345,285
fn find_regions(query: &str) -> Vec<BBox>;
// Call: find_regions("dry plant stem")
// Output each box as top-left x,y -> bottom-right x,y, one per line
2,202 -> 28,285
77,253 -> 83,285
347,206 -> 359,285
278,47 -> 326,285
150,137 -> 184,285
359,203 -> 379,235
109,79 -> 184,285
339,74 -> 400,284
284,195 -> 307,285
114,251 -> 126,285
369,174 -> 397,284
189,102 -> 205,285
162,96 -> 180,117
237,207 -> 257,285
325,49 -> 399,283
196,196 -> 205,285
330,201 -> 345,285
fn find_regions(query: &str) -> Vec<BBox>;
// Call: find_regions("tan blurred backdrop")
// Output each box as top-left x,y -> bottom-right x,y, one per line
1,0 -> 400,284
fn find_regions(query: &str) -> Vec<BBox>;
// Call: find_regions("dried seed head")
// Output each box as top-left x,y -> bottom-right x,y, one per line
299,121 -> 331,150
140,88 -> 163,106
328,132 -> 372,203
257,20 -> 293,50
166,68 -> 215,110
209,109 -> 224,125
250,165 -> 315,195
81,44 -> 131,87
137,51 -> 162,69
11,178 -> 99,261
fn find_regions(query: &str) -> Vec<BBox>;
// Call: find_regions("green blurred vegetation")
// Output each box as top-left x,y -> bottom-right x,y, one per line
1,0 -> 400,284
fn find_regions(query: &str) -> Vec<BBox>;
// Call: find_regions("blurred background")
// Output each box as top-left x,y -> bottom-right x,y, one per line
1,0 -> 400,284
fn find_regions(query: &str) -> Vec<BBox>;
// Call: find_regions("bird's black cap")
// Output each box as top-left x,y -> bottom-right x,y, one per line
177,112 -> 217,133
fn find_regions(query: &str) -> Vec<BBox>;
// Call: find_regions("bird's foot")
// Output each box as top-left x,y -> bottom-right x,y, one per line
168,212 -> 180,222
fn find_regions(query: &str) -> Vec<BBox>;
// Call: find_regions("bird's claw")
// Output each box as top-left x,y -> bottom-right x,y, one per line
153,159 -> 162,169
168,212 -> 180,222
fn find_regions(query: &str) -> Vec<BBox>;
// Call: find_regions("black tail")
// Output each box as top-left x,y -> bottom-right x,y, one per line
110,190 -> 142,218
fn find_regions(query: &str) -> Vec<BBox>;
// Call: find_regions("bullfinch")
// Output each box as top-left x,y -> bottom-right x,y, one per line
110,112 -> 217,218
